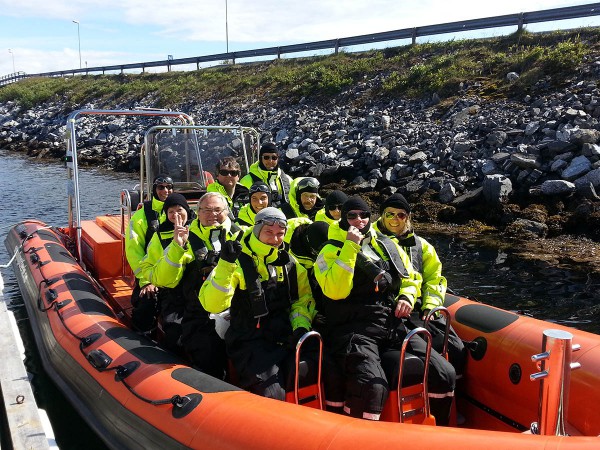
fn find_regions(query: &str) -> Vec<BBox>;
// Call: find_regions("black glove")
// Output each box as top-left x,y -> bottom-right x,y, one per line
356,253 -> 391,292
291,327 -> 309,347
220,240 -> 242,263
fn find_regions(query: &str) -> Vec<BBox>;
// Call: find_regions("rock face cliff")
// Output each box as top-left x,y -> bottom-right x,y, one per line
1,58 -> 600,240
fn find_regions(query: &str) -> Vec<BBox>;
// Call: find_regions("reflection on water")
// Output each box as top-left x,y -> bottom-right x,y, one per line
1,151 -> 599,448
430,235 -> 600,334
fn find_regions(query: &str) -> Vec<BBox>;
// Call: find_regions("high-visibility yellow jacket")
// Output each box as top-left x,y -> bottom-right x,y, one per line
239,161 -> 292,205
199,229 -> 314,332
373,219 -> 447,312
125,196 -> 165,279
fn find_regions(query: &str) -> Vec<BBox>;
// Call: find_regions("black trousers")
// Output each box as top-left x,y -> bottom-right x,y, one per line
326,325 -> 456,424
406,312 -> 467,377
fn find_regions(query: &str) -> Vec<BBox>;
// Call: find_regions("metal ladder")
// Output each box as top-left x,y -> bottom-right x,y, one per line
397,327 -> 436,424
292,330 -> 324,410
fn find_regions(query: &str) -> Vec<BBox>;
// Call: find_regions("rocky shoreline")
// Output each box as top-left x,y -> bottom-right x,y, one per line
1,70 -> 600,273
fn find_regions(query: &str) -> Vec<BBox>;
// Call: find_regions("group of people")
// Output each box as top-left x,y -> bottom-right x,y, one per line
125,142 -> 466,424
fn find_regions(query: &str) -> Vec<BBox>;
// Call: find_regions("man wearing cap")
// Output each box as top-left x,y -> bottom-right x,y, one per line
314,196 -> 456,423
199,207 -> 315,400
374,193 -> 466,377
281,176 -> 324,221
240,142 -> 292,208
235,181 -> 272,228
207,156 -> 249,219
315,190 -> 349,225
126,174 -> 173,333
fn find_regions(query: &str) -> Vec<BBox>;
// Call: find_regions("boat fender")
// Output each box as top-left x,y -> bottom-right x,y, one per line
465,336 -> 487,361
86,349 -> 113,370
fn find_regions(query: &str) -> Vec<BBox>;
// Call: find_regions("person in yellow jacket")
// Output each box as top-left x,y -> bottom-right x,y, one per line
374,193 -> 466,376
239,142 -> 292,208
199,207 -> 316,400
206,156 -> 249,218
235,181 -> 271,228
139,193 -> 241,376
126,174 -> 173,332
314,196 -> 456,423
314,190 -> 348,225
281,176 -> 324,221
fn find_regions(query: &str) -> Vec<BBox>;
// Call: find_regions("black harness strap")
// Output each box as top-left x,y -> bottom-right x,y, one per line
143,201 -> 160,250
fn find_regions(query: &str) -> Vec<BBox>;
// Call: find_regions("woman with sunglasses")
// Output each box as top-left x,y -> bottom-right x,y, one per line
127,174 -> 174,333
314,196 -> 456,423
374,194 -> 466,377
315,190 -> 348,225
281,176 -> 324,221
199,207 -> 316,400
240,142 -> 292,208
207,156 -> 249,219
235,181 -> 272,228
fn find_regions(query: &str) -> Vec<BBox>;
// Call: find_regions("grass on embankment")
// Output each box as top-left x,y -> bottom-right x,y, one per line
1,28 -> 599,110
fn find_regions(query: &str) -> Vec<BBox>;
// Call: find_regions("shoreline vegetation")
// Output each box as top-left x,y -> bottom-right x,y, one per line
1,28 -> 600,274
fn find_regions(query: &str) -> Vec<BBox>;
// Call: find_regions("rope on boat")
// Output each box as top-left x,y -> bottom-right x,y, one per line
0,225 -> 53,269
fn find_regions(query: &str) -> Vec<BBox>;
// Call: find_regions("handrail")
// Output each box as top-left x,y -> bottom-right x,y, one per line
2,3 -> 599,84
64,109 -> 194,265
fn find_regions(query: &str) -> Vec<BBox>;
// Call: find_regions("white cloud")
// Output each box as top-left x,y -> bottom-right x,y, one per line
1,0 -> 599,75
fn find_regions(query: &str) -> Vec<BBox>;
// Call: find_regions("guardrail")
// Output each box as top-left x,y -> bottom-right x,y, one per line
2,2 -> 600,86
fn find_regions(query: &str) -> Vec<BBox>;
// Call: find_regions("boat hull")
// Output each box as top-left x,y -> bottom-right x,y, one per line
5,220 -> 600,449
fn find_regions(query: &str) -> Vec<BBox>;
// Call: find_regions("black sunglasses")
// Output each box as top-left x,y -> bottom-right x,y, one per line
262,155 -> 279,161
156,184 -> 173,190
328,204 -> 343,211
346,211 -> 370,220
219,169 -> 240,177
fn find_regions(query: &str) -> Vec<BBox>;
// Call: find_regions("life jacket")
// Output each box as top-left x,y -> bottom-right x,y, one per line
143,200 -> 160,250
321,232 -> 408,329
228,233 -> 298,345
249,171 -> 290,206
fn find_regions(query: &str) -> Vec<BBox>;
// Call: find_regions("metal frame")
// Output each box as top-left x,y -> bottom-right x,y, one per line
64,109 -> 194,265
293,330 -> 324,410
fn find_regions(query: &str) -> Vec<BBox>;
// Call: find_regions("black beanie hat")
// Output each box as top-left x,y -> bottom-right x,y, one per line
304,221 -> 330,256
380,193 -> 411,214
162,193 -> 191,218
339,196 -> 371,232
325,190 -> 349,209
259,142 -> 278,156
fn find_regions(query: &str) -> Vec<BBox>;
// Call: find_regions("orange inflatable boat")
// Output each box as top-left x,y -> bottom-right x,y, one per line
4,110 -> 600,449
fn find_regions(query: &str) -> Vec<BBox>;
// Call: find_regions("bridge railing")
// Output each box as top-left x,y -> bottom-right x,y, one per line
2,3 -> 600,86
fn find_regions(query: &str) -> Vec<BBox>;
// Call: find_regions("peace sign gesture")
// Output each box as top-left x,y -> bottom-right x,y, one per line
172,210 -> 189,248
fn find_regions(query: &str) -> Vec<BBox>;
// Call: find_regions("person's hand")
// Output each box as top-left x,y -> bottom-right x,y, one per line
140,283 -> 158,298
420,309 -> 431,321
220,240 -> 242,263
346,226 -> 363,244
173,213 -> 189,248
291,327 -> 309,347
394,295 -> 413,318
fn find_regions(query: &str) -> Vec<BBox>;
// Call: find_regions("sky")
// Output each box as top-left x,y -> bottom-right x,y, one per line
1,0 -> 600,76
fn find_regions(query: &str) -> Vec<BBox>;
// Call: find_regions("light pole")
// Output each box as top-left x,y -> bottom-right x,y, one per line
225,0 -> 229,54
72,20 -> 82,69
8,48 -> 15,73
